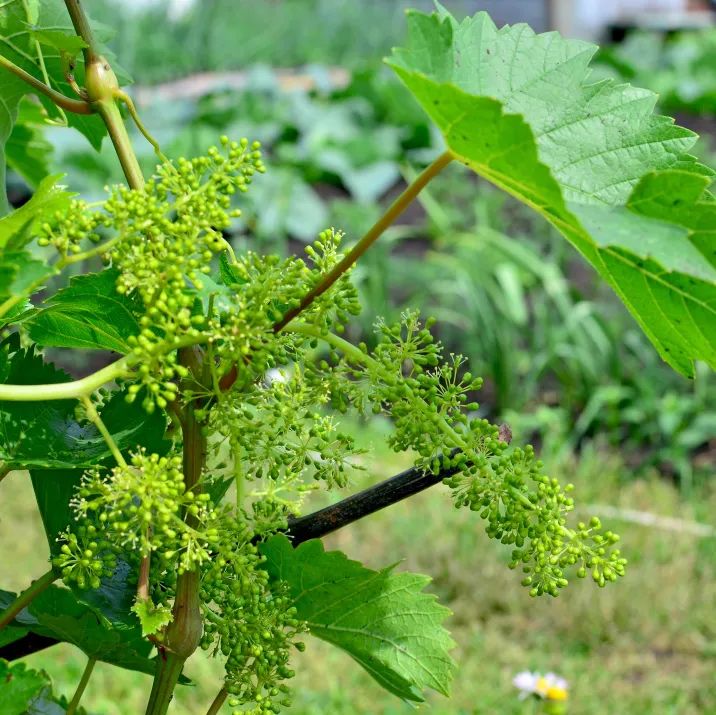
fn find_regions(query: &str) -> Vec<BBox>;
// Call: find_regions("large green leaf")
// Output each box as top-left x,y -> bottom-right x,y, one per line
387,6 -> 716,376
24,268 -> 142,353
261,536 -> 455,703
0,0 -> 129,212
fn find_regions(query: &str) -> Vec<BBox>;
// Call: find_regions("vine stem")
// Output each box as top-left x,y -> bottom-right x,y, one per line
144,348 -> 207,715
96,100 -> 145,190
273,151 -> 452,332
285,453 -> 460,544
66,657 -> 96,715
0,569 -> 58,629
64,0 -> 100,64
64,0 -> 145,191
0,357 -> 130,402
80,395 -> 127,467
144,653 -> 185,715
0,54 -> 92,114
205,687 -> 228,715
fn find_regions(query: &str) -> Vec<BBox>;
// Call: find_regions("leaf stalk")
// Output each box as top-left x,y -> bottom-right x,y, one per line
66,657 -> 96,715
273,150 -> 452,331
0,569 -> 58,630
0,357 -> 130,402
0,54 -> 93,114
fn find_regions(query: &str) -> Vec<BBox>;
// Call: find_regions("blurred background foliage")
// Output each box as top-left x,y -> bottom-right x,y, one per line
2,1 -> 716,713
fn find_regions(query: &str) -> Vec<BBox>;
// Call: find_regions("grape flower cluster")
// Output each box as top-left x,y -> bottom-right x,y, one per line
60,451 -> 218,576
41,132 -> 628,714
200,519 -> 306,714
298,311 -> 626,596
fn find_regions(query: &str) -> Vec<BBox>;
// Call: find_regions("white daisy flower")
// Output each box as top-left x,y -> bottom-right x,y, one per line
513,670 -> 569,701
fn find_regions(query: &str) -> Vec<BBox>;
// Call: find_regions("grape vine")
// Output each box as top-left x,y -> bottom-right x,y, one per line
2,1 -> 710,714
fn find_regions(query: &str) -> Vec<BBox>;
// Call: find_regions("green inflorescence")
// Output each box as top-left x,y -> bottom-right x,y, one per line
63,451 -> 218,574
200,520 -> 306,714
299,311 -> 626,597
210,364 -> 366,534
53,524 -> 118,591
46,137 -> 625,712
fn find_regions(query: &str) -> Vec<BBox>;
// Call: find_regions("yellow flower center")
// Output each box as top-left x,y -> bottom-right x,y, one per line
546,686 -> 569,701
535,677 -> 568,701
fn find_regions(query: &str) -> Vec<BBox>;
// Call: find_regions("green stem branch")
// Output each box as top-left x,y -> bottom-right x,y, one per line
80,395 -> 127,467
0,357 -> 130,402
0,54 -> 92,114
96,100 -> 145,190
205,687 -> 228,715
273,151 -> 452,332
66,657 -> 96,715
63,0 -> 100,64
0,569 -> 58,629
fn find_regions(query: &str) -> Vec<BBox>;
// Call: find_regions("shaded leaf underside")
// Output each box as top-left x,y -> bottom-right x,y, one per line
388,6 -> 716,376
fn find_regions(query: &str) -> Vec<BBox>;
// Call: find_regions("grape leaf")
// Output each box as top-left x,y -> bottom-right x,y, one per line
387,6 -> 716,377
71,559 -> 136,627
29,28 -> 88,54
0,625 -> 29,649
131,598 -> 172,637
0,586 -> 156,675
0,176 -> 72,320
261,535 -> 455,703
0,250 -> 53,316
0,174 -> 72,250
24,268 -> 142,353
6,99 -> 54,189
0,660 -> 50,715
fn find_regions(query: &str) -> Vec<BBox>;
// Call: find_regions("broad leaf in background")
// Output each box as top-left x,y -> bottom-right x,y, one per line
388,6 -> 716,376
24,268 -> 142,353
247,167 -> 327,243
6,99 -> 54,189
0,175 -> 73,322
0,0 -> 130,213
261,536 -> 455,703
0,660 -> 52,715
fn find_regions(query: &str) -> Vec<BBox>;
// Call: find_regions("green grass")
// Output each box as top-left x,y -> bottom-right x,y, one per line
1,424 -> 714,714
